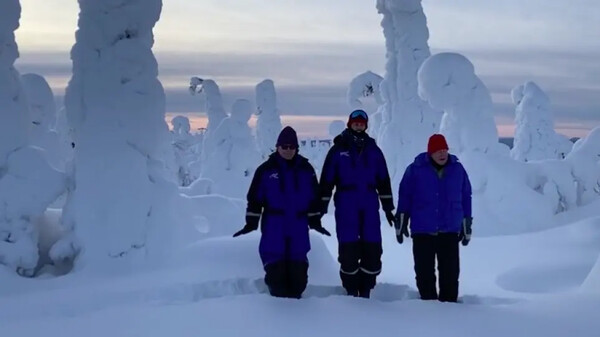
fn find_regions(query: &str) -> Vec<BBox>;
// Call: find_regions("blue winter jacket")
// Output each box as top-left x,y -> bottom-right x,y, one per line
246,153 -> 321,265
397,153 -> 472,234
320,129 -> 394,243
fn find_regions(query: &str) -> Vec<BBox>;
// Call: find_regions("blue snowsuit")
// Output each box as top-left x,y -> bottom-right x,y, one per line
397,152 -> 472,302
320,129 -> 394,295
397,153 -> 472,234
246,152 -> 321,297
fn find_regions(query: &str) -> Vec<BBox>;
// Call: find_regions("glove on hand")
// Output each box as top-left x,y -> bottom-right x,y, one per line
459,217 -> 473,246
309,216 -> 331,236
385,210 -> 396,227
394,213 -> 410,244
233,222 -> 258,237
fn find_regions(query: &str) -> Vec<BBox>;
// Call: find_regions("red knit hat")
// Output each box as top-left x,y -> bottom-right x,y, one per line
427,134 -> 449,154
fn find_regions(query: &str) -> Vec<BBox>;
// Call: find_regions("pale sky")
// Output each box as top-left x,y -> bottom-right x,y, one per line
14,0 -> 600,137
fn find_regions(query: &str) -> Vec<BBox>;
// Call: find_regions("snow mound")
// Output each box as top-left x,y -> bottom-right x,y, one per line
494,217 -> 600,294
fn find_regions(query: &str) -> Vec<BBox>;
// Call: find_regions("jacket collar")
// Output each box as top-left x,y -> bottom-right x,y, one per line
413,152 -> 459,167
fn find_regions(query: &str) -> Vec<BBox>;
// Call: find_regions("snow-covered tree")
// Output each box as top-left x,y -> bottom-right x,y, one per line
566,127 -> 600,205
418,52 -> 499,154
511,82 -> 566,161
20,73 -> 63,169
201,99 -> 261,198
255,79 -> 282,158
375,0 -> 442,180
190,77 -> 228,166
347,71 -> 384,139
347,71 -> 384,108
556,134 -> 574,159
189,77 -> 227,135
62,0 -> 182,268
0,1 -> 65,276
171,115 -> 201,186
527,159 -> 577,213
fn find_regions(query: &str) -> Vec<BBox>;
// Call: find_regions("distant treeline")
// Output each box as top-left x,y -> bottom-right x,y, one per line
498,137 -> 580,149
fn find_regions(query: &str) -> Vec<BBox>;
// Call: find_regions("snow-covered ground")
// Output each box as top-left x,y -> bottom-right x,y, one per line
2,207 -> 599,337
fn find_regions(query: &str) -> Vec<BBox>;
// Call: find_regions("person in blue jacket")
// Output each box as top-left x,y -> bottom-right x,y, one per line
233,126 -> 331,299
320,109 -> 395,298
395,133 -> 473,302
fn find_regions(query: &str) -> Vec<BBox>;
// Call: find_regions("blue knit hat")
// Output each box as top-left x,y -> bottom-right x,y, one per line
276,126 -> 299,147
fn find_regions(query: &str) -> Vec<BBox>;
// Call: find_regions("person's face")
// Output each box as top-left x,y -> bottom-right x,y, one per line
350,122 -> 366,132
277,144 -> 297,160
431,149 -> 449,165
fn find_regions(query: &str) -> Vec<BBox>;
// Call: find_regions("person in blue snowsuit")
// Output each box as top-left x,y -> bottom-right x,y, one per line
395,133 -> 473,302
319,110 -> 395,298
233,126 -> 331,299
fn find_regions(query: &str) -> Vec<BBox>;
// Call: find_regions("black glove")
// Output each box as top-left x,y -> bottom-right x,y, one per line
233,223 -> 257,237
459,217 -> 472,246
309,216 -> 331,236
394,213 -> 410,244
385,210 -> 396,227
233,214 -> 260,237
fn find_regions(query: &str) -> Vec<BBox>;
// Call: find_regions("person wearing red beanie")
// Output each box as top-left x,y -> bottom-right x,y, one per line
394,133 -> 473,302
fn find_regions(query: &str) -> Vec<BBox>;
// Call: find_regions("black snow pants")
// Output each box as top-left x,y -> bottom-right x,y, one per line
412,233 -> 460,302
263,239 -> 309,299
338,241 -> 383,298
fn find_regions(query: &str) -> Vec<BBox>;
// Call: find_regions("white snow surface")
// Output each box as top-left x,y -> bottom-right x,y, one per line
1,212 -> 600,336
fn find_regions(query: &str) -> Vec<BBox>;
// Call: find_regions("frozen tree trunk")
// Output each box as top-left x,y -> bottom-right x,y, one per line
255,79 -> 282,158
376,0 -> 442,180
0,1 -> 65,276
63,0 -> 178,268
